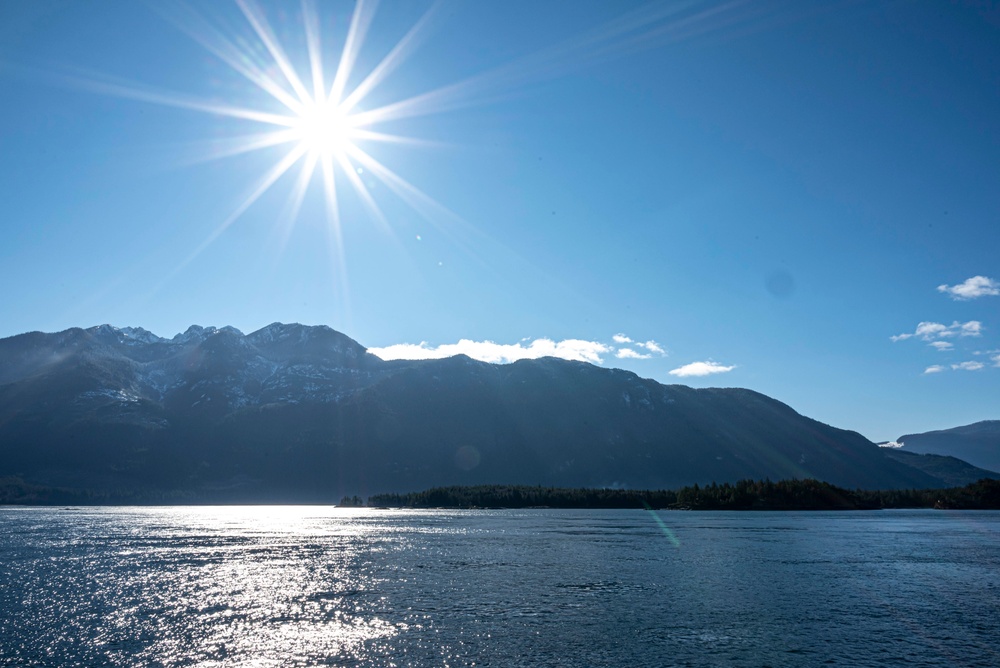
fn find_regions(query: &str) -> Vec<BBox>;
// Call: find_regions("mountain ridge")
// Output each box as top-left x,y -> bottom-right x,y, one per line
896,421 -> 1000,473
0,323 -> 979,502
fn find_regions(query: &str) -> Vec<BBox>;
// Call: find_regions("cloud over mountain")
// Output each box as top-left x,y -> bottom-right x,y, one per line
668,361 -> 736,377
370,338 -> 613,364
372,333 -> 666,366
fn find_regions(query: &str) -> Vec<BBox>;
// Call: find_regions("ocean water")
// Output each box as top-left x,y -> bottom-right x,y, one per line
1,507 -> 998,667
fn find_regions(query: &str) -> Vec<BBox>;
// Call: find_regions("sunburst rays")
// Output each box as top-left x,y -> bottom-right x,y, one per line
97,0 -> 450,285
40,0 -> 758,291
177,0 -> 439,264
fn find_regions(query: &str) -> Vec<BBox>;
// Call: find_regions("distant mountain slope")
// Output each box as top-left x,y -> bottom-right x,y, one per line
0,324 -> 947,502
896,421 -> 1000,473
882,449 -> 1000,487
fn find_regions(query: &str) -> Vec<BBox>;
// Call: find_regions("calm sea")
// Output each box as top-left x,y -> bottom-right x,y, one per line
1,507 -> 998,667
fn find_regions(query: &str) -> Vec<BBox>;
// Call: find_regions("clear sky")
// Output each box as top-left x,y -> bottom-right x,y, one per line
1,0 -> 998,442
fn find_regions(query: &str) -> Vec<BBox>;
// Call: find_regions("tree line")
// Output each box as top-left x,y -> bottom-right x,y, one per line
367,478 -> 1000,510
4,475 -> 998,509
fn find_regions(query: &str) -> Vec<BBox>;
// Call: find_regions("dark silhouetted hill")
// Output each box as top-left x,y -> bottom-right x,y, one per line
0,324 -> 958,502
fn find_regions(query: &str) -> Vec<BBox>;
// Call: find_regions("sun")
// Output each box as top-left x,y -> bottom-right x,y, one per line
63,0 -> 714,291
81,0 -> 460,275
291,100 -> 358,158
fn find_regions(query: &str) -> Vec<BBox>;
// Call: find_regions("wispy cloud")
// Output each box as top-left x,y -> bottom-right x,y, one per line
952,361 -> 985,371
923,365 -> 946,374
616,348 -> 651,360
641,340 -> 665,354
937,276 -> 1000,300
668,361 -> 736,377
929,341 -> 954,351
612,334 -> 666,357
891,320 -> 983,342
370,338 -> 612,364
993,354 -> 1000,368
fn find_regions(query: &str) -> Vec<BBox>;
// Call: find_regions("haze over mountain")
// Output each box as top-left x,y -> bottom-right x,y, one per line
0,323 -> 981,503
893,422 -> 1000,474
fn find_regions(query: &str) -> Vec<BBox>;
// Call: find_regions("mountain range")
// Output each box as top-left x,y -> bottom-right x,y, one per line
893,421 -> 1000,474
0,323 -> 995,503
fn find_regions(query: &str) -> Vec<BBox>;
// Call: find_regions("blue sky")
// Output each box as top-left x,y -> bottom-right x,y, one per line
1,0 -> 997,442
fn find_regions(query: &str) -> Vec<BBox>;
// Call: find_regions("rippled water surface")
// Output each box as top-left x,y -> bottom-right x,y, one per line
2,507 -> 999,667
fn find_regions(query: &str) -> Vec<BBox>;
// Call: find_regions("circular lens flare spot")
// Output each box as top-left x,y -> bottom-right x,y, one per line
454,445 -> 481,471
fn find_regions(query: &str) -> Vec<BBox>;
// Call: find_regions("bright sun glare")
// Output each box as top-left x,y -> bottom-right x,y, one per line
66,0 -> 721,293
80,0 -> 462,286
292,101 -> 358,157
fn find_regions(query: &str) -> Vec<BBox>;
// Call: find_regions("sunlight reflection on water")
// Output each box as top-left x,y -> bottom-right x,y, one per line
113,508 -> 411,666
2,508 -> 999,667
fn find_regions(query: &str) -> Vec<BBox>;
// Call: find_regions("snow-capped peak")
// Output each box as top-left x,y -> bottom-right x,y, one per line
87,324 -> 122,340
120,327 -> 166,344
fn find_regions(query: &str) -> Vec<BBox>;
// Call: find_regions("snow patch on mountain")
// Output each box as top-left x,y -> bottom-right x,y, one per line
5,324 -> 387,413
77,389 -> 141,404
120,327 -> 166,344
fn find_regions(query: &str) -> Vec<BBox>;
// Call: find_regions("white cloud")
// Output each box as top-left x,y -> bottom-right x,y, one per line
639,340 -> 665,354
917,322 -> 952,338
891,320 -> 983,343
372,332 -> 669,366
879,441 -> 904,448
612,338 -> 666,357
616,348 -> 651,360
960,321 -> 983,337
369,338 -> 612,365
923,365 -> 945,374
937,275 -> 1000,300
929,341 -> 953,351
668,361 -> 736,377
969,350 -> 1000,366
952,361 -> 985,371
